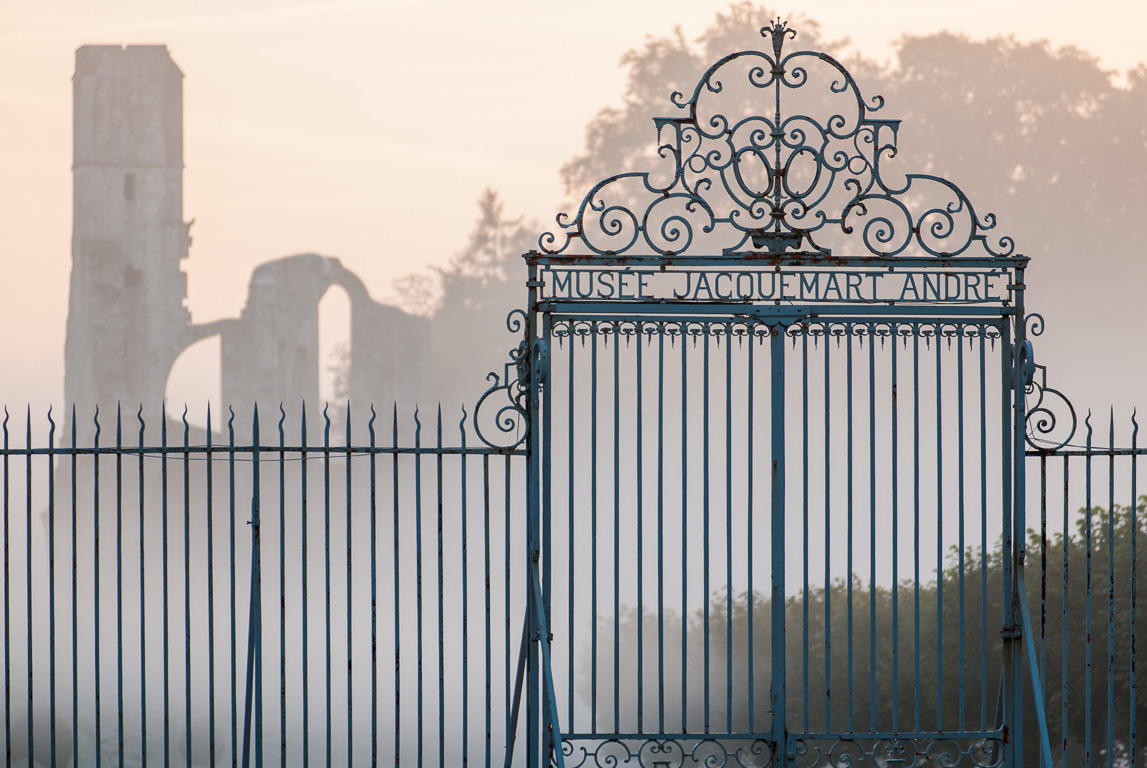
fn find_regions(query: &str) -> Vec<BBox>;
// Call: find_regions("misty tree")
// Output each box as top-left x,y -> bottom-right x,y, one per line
560,3 -> 847,196
389,4 -> 1147,408
324,190 -> 535,410
389,272 -> 443,318
388,2 -> 1147,409
562,2 -> 1147,242
389,189 -> 536,408
560,2 -> 1147,406
591,499 -> 1147,765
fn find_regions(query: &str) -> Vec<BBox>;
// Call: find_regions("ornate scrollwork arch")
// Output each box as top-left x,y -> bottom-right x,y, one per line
541,20 -> 1015,260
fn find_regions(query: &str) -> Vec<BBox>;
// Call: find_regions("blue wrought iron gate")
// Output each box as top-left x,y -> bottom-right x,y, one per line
512,19 -> 1049,767
523,283 -> 1032,767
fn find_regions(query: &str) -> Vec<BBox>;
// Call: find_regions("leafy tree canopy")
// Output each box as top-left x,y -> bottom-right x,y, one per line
397,2 -> 1147,406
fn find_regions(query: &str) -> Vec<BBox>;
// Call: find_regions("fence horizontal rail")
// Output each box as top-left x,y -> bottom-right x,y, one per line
0,446 -> 524,458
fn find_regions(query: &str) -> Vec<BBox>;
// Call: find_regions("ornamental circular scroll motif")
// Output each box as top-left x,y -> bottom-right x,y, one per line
540,20 -> 1015,260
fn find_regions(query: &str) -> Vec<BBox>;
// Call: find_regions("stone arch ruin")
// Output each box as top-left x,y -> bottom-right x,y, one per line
67,45 -> 426,422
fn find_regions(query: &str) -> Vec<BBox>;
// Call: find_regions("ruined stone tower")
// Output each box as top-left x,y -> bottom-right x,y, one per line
64,45 -> 431,427
66,45 -> 192,417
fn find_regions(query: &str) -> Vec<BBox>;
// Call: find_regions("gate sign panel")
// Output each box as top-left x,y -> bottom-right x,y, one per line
510,19 -> 1046,768
540,267 -> 1012,305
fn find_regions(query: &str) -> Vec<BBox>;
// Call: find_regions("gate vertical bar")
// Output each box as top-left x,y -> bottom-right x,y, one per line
956,330 -> 967,732
346,407 -> 354,768
801,330 -> 809,734
94,409 -> 102,768
935,326 -> 945,732
656,322 -> 665,734
390,406 -> 399,766
725,323 -> 733,734
540,309 -> 557,761
1108,414 -> 1116,768
1131,418 -> 1139,765
846,326 -> 855,734
613,323 -> 620,736
891,331 -> 900,736
278,409 -> 287,767
747,323 -> 756,732
207,408 -> 216,768
3,407 -> 10,768
824,323 -> 832,733
703,325 -> 711,733
999,322 -> 1016,767
1015,274 -> 1031,766
368,407 -> 378,768
241,407 -> 264,768
1013,272 -> 1030,767
633,320 -> 642,738
567,323 -> 576,735
48,410 -> 57,768
679,322 -> 688,734
71,409 -> 78,767
229,409 -> 238,768
636,322 -> 644,734
592,327 -> 600,736
322,408 -> 331,768
770,324 -> 787,766
183,410 -> 193,768
1062,454 -> 1069,768
115,407 -> 124,768
436,410 -> 445,768
301,405 -> 311,768
525,259 -> 541,768
25,410 -> 35,768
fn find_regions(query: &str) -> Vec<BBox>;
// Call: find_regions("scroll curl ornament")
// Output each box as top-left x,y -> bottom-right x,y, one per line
786,737 -> 1003,767
473,309 -> 531,449
1022,314 -> 1077,451
560,737 -> 776,767
541,19 -> 1015,260
1024,362 -> 1077,452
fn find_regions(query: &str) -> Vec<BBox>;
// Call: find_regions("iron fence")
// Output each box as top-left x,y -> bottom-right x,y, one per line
0,403 -> 526,767
1026,407 -> 1146,768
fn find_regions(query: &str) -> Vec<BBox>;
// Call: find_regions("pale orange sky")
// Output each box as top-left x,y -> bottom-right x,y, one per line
1,0 -> 1144,412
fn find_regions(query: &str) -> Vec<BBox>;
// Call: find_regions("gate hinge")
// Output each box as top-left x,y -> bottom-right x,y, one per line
1000,624 -> 1021,640
532,339 -> 549,385
1013,339 -> 1035,387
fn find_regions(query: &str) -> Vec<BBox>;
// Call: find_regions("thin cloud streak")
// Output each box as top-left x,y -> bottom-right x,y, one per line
0,0 -> 425,47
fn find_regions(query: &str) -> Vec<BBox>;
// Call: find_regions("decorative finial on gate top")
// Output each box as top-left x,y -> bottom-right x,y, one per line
761,18 -> 795,60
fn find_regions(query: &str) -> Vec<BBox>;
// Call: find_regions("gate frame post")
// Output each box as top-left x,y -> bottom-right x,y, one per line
1010,267 -> 1029,767
241,406 -> 264,768
525,260 -> 542,768
1002,264 -> 1032,767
